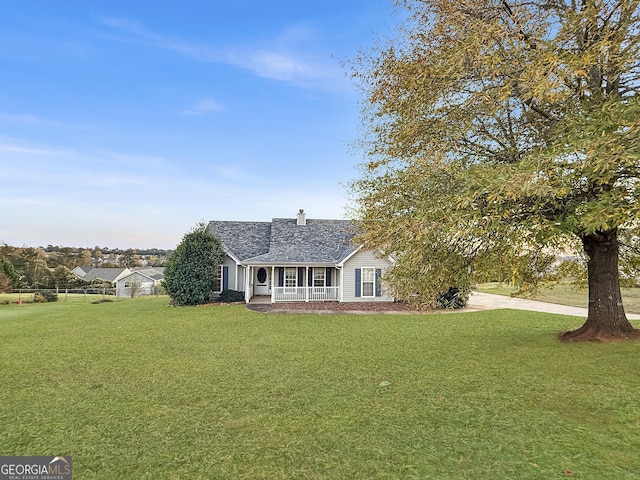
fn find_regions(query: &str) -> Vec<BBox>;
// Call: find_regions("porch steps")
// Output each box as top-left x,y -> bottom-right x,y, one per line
248,295 -> 272,304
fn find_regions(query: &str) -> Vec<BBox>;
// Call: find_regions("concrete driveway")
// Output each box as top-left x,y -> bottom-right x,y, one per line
468,292 -> 640,320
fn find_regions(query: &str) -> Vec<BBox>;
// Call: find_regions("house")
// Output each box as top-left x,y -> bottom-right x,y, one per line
208,210 -> 394,303
71,266 -> 131,283
115,267 -> 165,298
72,266 -> 165,298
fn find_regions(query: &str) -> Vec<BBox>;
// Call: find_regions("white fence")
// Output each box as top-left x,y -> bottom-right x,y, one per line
1,288 -> 117,302
273,286 -> 339,302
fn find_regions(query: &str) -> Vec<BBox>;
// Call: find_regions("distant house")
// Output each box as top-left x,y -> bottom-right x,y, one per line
115,267 -> 165,298
208,210 -> 394,303
71,266 -> 131,283
72,266 -> 165,298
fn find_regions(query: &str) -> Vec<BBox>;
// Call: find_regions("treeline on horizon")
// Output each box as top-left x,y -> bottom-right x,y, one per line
41,245 -> 172,256
0,243 -> 172,290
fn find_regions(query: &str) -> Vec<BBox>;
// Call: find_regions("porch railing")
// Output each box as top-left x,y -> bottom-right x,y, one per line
273,286 -> 339,302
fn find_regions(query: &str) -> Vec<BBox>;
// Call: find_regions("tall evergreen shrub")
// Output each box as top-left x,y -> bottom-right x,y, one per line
163,223 -> 224,306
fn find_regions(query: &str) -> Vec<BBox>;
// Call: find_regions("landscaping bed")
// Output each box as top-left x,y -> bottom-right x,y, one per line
269,300 -> 422,313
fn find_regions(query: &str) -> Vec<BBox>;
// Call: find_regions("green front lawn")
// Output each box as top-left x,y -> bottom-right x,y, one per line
0,291 -> 118,305
1,297 -> 639,479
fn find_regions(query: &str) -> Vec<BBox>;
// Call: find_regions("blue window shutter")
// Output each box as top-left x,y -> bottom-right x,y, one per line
223,266 -> 229,291
308,268 -> 313,286
278,268 -> 284,287
298,267 -> 304,286
355,268 -> 361,297
326,267 -> 331,286
375,269 -> 382,297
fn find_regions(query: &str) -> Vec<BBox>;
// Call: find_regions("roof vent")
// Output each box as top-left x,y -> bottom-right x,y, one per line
296,209 -> 306,226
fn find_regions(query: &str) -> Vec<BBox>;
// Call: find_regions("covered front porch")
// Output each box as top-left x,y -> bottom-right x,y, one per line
273,285 -> 340,302
245,264 -> 341,303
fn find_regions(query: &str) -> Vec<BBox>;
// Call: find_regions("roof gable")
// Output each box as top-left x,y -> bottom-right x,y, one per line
207,221 -> 271,261
208,216 -> 359,264
76,267 -> 129,282
119,268 -> 164,282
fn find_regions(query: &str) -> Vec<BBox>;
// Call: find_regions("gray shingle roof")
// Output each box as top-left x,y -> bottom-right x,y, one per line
208,217 -> 358,265
129,267 -> 165,280
79,267 -> 128,282
207,221 -> 271,261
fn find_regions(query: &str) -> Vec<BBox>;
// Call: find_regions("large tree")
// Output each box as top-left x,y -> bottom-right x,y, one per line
163,223 -> 224,306
118,249 -> 141,268
351,0 -> 640,341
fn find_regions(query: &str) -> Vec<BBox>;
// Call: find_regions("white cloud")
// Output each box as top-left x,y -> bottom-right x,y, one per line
0,113 -> 64,127
0,112 -> 96,132
98,17 -> 152,38
97,16 -> 341,87
181,98 -> 224,116
98,16 -> 219,62
0,141 -> 74,157
232,50 -> 310,82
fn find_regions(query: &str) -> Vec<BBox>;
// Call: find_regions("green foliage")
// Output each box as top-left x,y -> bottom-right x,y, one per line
52,265 -> 79,289
0,258 -> 19,289
33,290 -> 58,303
17,247 -> 52,288
0,272 -> 11,293
351,0 -> 640,323
618,227 -> 640,287
32,292 -> 46,303
89,278 -> 112,288
91,298 -> 113,304
474,248 -> 563,297
163,223 -> 224,306
118,248 -> 141,268
219,289 -> 245,303
554,258 -> 589,289
435,287 -> 468,309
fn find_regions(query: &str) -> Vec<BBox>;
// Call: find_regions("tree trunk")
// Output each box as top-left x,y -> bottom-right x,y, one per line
561,229 -> 639,342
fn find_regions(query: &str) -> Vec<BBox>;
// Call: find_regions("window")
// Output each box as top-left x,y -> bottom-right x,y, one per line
313,268 -> 325,287
257,267 -> 267,284
285,267 -> 297,292
213,265 -> 223,293
362,267 -> 375,297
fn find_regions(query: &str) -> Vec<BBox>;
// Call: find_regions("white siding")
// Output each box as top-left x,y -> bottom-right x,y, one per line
116,272 -> 156,298
342,250 -> 394,303
221,255 -> 237,290
213,255 -> 246,293
236,265 -> 246,292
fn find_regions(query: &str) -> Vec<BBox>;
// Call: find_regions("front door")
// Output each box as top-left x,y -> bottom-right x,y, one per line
254,267 -> 270,295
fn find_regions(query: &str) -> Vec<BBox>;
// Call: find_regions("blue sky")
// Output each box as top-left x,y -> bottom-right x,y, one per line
0,1 -> 398,249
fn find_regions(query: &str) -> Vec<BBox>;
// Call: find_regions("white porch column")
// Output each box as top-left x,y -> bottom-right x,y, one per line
244,266 -> 251,303
305,266 -> 309,302
234,263 -> 238,291
271,266 -> 275,303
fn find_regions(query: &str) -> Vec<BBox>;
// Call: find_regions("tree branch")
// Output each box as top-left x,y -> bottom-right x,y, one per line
500,0 -> 539,50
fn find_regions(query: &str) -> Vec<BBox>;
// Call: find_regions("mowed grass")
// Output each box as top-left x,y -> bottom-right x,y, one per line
477,282 -> 640,314
0,292 -> 119,305
1,298 -> 640,479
